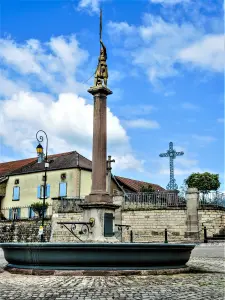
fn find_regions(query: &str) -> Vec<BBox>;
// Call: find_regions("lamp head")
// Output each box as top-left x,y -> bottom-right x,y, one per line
36,143 -> 43,155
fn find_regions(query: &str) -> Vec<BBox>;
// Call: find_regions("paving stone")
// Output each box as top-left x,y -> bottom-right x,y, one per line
0,245 -> 225,300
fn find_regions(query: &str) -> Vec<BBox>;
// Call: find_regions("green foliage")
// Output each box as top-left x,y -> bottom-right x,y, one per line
0,211 -> 6,220
185,172 -> 220,192
31,202 -> 49,218
178,180 -> 188,197
140,184 -> 155,193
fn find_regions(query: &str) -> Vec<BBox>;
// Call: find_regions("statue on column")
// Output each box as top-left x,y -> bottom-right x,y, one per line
94,40 -> 108,87
94,9 -> 108,87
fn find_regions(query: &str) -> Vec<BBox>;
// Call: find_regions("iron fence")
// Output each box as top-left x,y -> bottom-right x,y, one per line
199,192 -> 225,209
124,192 -> 186,208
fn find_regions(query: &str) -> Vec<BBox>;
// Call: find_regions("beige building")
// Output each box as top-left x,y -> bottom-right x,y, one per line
0,151 -> 164,220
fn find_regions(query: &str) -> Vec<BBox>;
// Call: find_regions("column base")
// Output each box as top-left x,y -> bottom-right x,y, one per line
80,202 -> 120,243
85,193 -> 112,204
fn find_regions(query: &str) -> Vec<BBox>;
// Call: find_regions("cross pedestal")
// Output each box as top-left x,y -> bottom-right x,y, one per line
82,85 -> 119,242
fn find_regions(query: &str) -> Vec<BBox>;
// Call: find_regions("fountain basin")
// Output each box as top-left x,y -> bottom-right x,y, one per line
0,242 -> 195,270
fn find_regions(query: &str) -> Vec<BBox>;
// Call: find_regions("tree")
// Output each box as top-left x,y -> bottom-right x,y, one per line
178,180 -> 188,198
140,184 -> 155,193
185,172 -> 220,193
31,202 -> 49,218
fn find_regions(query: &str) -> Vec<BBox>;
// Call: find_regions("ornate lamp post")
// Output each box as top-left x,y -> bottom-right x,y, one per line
36,130 -> 49,242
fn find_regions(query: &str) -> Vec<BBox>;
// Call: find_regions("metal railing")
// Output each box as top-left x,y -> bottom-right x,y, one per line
199,192 -> 225,208
124,192 -> 186,208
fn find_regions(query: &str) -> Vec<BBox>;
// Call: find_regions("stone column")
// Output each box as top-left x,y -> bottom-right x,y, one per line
87,85 -> 112,203
82,85 -> 120,242
185,188 -> 199,240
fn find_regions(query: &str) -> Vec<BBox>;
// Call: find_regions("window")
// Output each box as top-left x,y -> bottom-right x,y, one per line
12,186 -> 20,201
59,182 -> 67,197
9,208 -> 21,220
37,184 -> 50,199
28,207 -> 35,219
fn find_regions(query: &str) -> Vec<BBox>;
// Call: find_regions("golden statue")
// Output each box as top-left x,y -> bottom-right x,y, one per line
94,9 -> 108,87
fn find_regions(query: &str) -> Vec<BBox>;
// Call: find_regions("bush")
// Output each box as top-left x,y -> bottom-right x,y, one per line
31,202 -> 49,218
185,172 -> 220,193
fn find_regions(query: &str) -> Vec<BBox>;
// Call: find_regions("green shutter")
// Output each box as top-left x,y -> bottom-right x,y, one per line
17,208 -> 21,219
46,184 -> 50,198
9,209 -> 12,220
104,213 -> 114,237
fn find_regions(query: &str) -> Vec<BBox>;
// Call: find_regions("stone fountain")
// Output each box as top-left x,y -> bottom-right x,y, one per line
0,11 -> 195,272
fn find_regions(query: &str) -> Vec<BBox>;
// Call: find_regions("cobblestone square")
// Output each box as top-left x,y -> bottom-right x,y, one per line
0,244 -> 224,300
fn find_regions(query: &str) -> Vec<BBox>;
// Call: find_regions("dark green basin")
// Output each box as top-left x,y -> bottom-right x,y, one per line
0,243 -> 195,270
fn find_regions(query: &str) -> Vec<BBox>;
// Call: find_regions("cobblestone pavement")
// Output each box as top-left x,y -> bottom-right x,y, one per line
0,245 -> 224,300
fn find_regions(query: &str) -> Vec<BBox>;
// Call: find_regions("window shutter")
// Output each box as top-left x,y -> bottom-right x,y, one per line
28,207 -> 35,218
46,184 -> 50,198
59,182 -> 67,197
13,186 -> 20,200
9,209 -> 12,220
37,185 -> 41,199
17,208 -> 21,219
104,213 -> 114,237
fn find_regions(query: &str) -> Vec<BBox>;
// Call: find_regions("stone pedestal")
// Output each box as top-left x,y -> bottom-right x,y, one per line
185,188 -> 199,240
81,203 -> 119,242
83,85 -> 120,242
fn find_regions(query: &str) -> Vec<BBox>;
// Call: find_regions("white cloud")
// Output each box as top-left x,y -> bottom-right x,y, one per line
107,15 -> 203,84
0,91 -> 139,171
0,36 -> 89,97
114,154 -> 145,172
0,35 -> 143,172
107,14 -> 223,85
124,118 -> 160,129
178,34 -> 224,72
77,0 -> 102,13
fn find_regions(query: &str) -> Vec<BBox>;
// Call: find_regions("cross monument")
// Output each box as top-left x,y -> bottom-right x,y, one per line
159,142 -> 184,190
107,155 -> 115,195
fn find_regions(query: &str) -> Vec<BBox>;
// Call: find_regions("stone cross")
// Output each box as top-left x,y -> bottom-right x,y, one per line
107,155 -> 115,194
159,142 -> 184,190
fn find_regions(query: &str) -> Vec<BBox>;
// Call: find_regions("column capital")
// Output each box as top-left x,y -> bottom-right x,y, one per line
186,187 -> 199,194
88,85 -> 113,96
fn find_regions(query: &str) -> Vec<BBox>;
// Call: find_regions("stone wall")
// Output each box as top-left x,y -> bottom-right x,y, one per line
198,209 -> 225,239
51,212 -> 83,242
50,207 -> 225,243
122,208 -> 225,243
122,209 -> 187,243
0,219 -> 51,242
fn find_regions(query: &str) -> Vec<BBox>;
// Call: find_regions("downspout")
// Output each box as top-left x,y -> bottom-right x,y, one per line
79,168 -> 81,198
76,152 -> 81,198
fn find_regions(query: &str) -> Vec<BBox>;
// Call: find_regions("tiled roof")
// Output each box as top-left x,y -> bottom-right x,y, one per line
8,151 -> 92,175
114,176 -> 165,192
0,153 -> 164,192
0,157 -> 37,177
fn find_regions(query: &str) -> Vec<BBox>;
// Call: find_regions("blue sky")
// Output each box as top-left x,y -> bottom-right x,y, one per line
0,0 -> 224,191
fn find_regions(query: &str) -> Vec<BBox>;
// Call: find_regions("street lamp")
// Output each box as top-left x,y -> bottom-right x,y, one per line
36,130 -> 49,242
